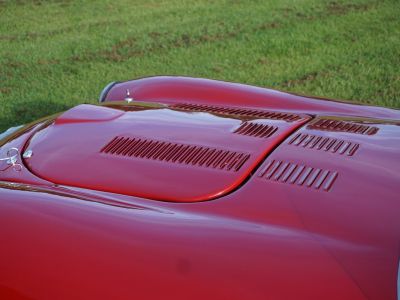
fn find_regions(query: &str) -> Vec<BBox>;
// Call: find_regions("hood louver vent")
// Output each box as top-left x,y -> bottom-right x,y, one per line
101,136 -> 250,172
258,159 -> 338,191
234,122 -> 278,138
171,103 -> 302,122
289,133 -> 359,156
307,119 -> 378,135
23,104 -> 311,202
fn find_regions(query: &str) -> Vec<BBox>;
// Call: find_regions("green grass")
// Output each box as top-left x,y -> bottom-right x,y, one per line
0,0 -> 399,131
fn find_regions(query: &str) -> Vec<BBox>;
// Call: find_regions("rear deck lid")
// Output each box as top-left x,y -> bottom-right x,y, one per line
23,103 -> 310,202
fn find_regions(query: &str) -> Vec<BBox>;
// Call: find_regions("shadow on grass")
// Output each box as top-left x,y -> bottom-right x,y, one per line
0,100 -> 71,132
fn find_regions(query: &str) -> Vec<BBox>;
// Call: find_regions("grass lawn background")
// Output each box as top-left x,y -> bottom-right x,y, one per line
0,0 -> 399,131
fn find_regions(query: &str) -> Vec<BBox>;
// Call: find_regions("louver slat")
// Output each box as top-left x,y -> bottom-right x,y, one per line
171,103 -> 302,122
258,160 -> 338,191
101,136 -> 250,172
307,119 -> 378,135
289,133 -> 360,156
234,122 -> 278,138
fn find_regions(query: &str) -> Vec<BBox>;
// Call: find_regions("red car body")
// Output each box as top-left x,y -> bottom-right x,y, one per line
0,76 -> 399,300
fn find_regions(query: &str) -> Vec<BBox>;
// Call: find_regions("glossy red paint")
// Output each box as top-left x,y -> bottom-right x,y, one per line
104,76 -> 400,120
23,104 -> 310,202
0,76 -> 399,300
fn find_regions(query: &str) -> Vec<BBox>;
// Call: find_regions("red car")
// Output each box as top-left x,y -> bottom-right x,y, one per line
1,76 -> 399,300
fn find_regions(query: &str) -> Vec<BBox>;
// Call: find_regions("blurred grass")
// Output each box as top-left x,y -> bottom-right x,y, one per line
0,0 -> 399,131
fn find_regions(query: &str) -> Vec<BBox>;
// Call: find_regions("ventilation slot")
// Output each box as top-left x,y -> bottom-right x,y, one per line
307,119 -> 378,135
234,122 -> 278,138
257,160 -> 338,191
289,133 -> 359,156
171,103 -> 302,122
101,136 -> 250,172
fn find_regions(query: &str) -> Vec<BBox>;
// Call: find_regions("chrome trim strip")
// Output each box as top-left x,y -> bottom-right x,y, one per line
0,125 -> 23,141
0,147 -> 22,171
98,81 -> 119,103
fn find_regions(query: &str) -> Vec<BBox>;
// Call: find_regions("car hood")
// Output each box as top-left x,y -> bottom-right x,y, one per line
0,76 -> 399,300
21,103 -> 310,202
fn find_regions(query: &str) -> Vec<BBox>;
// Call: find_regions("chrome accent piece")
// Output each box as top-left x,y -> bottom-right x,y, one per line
0,148 -> 22,172
124,89 -> 134,103
23,149 -> 33,159
98,81 -> 118,103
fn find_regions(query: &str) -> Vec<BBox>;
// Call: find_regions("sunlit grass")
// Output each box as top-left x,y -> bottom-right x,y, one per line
0,0 -> 399,131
